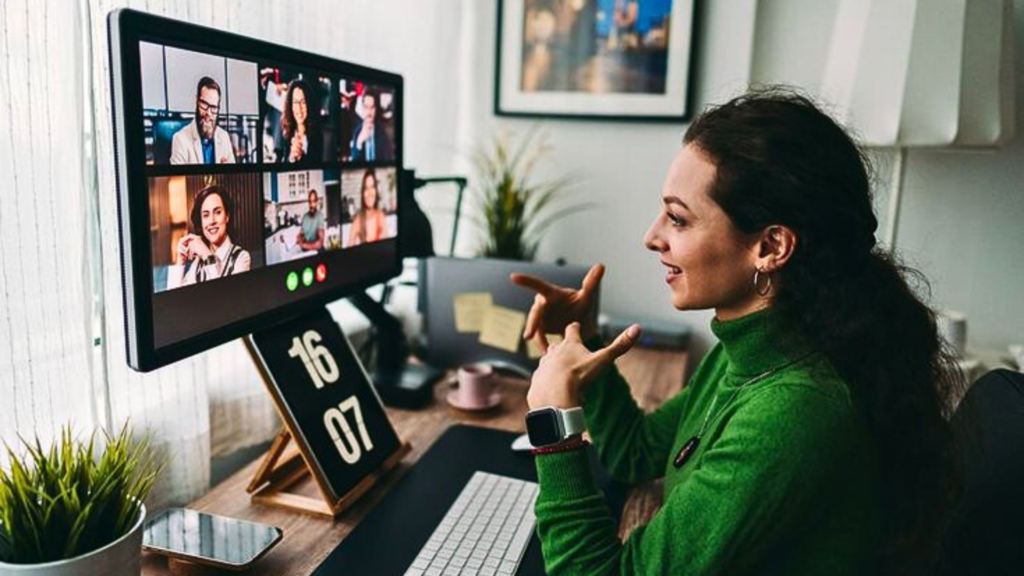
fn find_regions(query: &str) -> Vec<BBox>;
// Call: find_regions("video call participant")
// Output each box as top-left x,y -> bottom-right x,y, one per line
167,185 -> 250,289
281,79 -> 323,164
296,189 -> 325,251
349,89 -> 393,162
170,77 -> 237,165
347,169 -> 387,246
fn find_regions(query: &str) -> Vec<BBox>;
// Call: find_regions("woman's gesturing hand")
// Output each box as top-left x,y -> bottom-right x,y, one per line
177,234 -> 210,264
510,263 -> 605,354
527,322 -> 641,410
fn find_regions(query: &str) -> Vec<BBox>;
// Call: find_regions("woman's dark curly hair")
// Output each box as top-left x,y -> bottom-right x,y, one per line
684,87 -> 964,574
281,78 -> 319,139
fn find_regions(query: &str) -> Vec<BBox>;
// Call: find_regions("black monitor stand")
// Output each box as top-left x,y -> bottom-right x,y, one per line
348,292 -> 444,408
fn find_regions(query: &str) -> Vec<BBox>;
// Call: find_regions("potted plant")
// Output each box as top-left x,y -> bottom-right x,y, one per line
471,128 -> 585,261
0,424 -> 162,576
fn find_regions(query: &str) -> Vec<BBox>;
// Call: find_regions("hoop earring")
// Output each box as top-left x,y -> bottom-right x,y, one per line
753,267 -> 772,297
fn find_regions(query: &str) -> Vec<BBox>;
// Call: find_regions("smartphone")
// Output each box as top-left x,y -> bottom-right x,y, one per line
143,508 -> 283,570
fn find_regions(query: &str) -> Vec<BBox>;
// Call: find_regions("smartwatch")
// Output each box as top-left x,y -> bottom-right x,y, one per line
525,406 -> 586,448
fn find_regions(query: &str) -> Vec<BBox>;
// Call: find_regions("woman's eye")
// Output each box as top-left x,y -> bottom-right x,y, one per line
667,212 -> 686,227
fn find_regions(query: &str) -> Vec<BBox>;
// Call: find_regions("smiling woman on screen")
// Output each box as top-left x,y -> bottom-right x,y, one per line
168,185 -> 251,289
514,88 -> 963,576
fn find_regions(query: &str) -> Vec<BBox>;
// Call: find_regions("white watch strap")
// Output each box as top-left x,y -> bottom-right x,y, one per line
560,407 -> 586,436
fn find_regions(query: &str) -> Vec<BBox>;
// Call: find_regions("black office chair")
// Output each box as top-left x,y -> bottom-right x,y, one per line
935,368 -> 1024,575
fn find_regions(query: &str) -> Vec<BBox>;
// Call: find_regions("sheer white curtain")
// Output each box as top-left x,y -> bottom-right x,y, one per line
0,0 -> 97,459
1,0 -> 468,508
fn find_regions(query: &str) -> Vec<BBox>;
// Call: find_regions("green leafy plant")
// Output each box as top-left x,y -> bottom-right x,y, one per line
0,423 -> 163,565
471,128 -> 586,260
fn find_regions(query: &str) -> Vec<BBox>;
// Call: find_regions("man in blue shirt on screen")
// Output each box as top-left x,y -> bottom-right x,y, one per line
170,76 -> 237,165
349,89 -> 393,162
296,189 -> 325,252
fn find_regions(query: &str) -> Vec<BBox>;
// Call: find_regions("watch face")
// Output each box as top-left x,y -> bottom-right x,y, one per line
526,408 -> 562,447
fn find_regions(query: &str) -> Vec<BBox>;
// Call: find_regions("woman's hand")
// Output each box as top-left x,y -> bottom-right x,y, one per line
176,234 -> 210,264
527,322 -> 641,410
511,263 -> 604,354
289,134 -> 305,162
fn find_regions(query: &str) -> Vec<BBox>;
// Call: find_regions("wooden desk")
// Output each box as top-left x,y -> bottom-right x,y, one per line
142,348 -> 688,575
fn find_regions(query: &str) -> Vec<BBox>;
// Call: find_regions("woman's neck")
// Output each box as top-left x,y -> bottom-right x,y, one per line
715,297 -> 770,322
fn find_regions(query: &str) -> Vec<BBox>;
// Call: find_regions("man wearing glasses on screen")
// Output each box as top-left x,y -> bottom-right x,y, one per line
170,76 -> 237,165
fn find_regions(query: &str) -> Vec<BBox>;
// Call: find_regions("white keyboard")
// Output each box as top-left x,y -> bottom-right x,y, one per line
403,471 -> 539,576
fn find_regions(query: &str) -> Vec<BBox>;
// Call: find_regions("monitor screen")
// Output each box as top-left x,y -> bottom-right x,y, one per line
109,9 -> 403,371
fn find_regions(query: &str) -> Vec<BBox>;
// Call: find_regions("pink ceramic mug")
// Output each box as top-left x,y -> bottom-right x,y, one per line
455,363 -> 497,408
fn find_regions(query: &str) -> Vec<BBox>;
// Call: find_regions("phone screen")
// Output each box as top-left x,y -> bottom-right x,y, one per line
143,509 -> 282,567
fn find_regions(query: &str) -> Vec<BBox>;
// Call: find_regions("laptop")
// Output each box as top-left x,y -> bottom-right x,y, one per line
418,257 -> 594,374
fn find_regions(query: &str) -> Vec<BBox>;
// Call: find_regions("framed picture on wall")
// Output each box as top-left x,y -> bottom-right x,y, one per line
495,0 -> 698,121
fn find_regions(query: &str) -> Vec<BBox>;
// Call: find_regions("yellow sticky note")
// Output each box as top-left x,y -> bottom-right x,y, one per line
478,305 -> 527,354
453,292 -> 493,333
526,334 -> 564,359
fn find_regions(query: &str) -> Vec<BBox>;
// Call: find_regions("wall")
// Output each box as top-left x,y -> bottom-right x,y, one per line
750,0 -> 1024,355
450,0 -> 1024,366
450,0 -> 759,368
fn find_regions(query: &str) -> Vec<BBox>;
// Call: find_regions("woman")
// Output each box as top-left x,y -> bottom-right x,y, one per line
347,169 -> 387,246
280,79 -> 322,164
168,185 -> 250,289
514,90 -> 962,575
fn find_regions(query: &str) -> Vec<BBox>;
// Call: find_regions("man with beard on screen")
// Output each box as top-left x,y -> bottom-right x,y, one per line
170,76 -> 237,164
349,89 -> 393,162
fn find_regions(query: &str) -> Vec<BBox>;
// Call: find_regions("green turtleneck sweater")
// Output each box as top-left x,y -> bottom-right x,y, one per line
533,307 -> 883,575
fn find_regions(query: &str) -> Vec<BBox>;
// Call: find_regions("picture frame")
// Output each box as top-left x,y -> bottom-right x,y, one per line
495,0 -> 699,122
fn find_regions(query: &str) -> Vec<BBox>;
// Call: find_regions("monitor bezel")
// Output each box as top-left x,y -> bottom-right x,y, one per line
108,8 -> 404,372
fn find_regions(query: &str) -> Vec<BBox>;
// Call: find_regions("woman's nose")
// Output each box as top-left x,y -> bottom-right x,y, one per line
644,221 -> 666,252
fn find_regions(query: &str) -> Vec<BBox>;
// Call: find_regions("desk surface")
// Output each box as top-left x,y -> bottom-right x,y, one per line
141,347 -> 688,576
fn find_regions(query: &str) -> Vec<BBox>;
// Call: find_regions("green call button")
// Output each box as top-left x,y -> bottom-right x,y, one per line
302,267 -> 314,287
286,271 -> 299,292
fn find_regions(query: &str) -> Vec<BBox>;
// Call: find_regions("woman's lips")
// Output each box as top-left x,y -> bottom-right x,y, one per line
661,260 -> 682,283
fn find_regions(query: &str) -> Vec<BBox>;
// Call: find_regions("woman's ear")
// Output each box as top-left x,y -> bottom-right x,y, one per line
755,225 -> 798,272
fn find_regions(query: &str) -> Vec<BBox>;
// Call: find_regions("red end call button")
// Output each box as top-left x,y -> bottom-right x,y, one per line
315,264 -> 328,282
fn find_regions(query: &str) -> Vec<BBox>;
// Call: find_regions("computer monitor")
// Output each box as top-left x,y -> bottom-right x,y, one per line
109,9 -> 405,371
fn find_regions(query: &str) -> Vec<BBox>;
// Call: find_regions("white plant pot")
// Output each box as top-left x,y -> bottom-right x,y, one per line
0,503 -> 145,576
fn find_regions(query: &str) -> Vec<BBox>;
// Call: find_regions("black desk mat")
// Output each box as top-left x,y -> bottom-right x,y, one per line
312,424 -> 624,576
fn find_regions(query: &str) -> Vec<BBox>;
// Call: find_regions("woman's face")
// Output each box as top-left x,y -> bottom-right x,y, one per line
291,87 -> 308,126
201,193 -> 229,247
644,144 -> 762,319
362,176 -> 378,209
